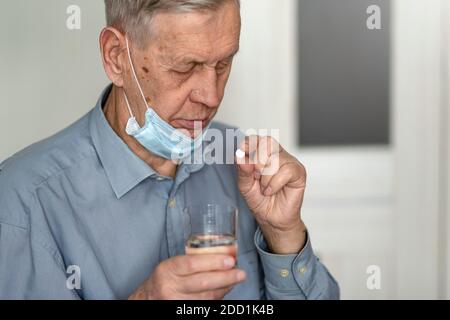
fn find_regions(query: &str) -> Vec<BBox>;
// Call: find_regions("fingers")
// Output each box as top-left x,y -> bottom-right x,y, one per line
170,254 -> 236,276
254,137 -> 280,175
237,135 -> 306,197
261,162 -> 305,196
238,135 -> 259,156
236,154 -> 255,177
238,136 -> 281,175
258,157 -> 306,196
236,147 -> 256,194
236,137 -> 257,182
182,269 -> 247,294
170,256 -> 245,300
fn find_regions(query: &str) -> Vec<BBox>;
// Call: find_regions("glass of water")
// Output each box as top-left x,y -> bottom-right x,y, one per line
184,204 -> 238,259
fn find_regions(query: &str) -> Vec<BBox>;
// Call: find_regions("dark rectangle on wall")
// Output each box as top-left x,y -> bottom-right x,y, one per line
298,0 -> 390,146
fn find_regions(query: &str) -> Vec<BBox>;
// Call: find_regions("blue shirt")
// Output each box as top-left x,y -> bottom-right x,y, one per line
0,85 -> 339,300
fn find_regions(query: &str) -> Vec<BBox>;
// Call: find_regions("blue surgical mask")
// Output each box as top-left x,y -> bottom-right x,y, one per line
123,37 -> 209,161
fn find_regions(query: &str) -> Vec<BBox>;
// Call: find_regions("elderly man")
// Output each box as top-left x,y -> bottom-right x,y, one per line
0,0 -> 338,300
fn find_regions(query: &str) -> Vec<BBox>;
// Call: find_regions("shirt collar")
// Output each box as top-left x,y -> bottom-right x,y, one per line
89,85 -> 207,199
89,85 -> 157,199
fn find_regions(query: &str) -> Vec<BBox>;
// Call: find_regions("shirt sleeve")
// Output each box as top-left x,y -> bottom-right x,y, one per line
254,227 -> 340,300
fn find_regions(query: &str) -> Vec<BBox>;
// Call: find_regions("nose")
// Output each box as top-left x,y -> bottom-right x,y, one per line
190,67 -> 221,108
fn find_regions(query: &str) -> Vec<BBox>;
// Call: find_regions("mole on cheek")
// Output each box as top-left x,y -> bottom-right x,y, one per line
142,67 -> 149,73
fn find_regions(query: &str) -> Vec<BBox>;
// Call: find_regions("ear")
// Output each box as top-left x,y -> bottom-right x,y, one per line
99,27 -> 127,87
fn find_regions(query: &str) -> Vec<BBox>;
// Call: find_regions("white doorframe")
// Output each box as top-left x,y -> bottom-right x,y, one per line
392,0 -> 447,299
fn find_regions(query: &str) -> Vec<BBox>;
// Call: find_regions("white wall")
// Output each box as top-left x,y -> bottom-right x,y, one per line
219,0 -> 298,151
0,0 -> 108,161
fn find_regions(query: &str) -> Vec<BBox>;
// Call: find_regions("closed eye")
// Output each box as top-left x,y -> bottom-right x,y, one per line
216,60 -> 232,74
173,63 -> 197,75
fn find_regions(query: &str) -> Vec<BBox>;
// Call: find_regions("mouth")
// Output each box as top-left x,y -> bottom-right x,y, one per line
174,118 -> 211,131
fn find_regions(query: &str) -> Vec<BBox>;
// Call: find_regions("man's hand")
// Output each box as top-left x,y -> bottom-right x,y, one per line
128,255 -> 246,300
236,136 -> 308,255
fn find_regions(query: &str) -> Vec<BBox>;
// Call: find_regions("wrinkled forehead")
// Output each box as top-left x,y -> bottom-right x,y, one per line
147,3 -> 241,62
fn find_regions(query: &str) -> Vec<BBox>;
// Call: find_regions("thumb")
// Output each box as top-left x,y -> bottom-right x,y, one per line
236,153 -> 256,194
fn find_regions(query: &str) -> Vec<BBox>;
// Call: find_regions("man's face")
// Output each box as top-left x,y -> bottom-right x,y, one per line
127,1 -> 241,137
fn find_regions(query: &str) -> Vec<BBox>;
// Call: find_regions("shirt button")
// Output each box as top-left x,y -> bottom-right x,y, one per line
280,269 -> 290,278
156,177 -> 164,181
168,199 -> 176,208
299,267 -> 307,274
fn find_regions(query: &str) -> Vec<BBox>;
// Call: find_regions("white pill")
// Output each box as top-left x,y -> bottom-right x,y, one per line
235,149 -> 246,159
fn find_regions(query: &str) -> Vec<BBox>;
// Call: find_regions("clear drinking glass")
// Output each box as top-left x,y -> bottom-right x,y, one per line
184,204 -> 238,259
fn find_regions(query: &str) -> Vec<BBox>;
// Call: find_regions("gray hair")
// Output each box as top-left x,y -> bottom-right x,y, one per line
104,0 -> 240,48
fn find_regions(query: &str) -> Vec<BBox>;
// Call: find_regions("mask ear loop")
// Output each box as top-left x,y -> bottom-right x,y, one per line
122,91 -> 135,118
125,37 -> 150,111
